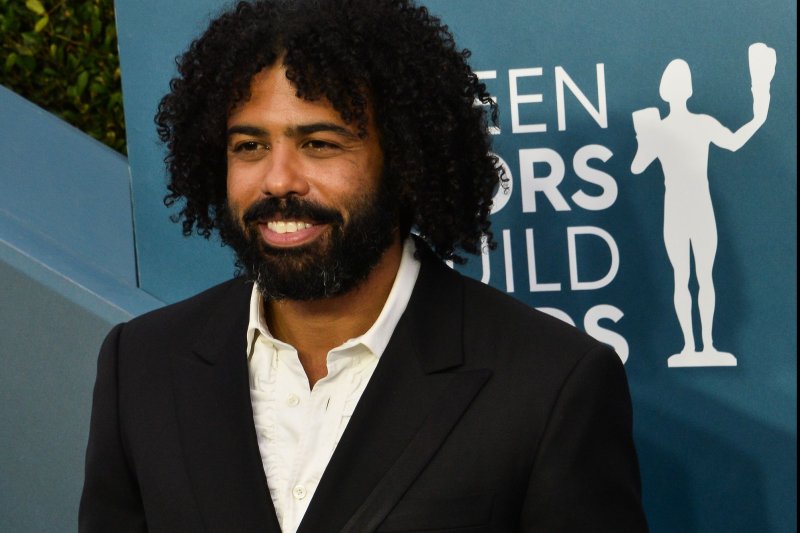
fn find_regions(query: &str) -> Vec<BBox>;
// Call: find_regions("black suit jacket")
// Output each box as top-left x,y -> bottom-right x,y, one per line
80,250 -> 648,532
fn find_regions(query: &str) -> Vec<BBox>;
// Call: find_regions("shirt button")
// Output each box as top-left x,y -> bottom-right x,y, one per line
286,394 -> 300,407
293,485 -> 307,500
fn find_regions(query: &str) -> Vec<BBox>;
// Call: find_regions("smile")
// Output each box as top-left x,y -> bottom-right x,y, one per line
266,220 -> 314,234
258,219 -> 327,247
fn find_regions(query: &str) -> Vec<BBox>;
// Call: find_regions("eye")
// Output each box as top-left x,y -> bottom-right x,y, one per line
229,140 -> 268,161
304,139 -> 340,152
234,141 -> 264,152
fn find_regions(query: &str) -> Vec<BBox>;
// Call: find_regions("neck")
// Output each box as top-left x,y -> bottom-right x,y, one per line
668,100 -> 689,114
264,235 -> 404,387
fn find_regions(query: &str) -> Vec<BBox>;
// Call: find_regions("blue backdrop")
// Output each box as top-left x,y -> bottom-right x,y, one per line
114,0 -> 796,530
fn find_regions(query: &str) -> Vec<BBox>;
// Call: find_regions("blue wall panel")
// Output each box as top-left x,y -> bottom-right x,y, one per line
0,86 -> 137,286
0,84 -> 163,318
0,257 -> 111,532
0,86 -> 162,530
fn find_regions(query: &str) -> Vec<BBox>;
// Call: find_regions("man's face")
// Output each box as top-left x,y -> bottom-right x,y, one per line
224,64 -> 397,300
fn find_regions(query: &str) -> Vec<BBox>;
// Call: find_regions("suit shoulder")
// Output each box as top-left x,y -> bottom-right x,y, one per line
458,273 -> 607,363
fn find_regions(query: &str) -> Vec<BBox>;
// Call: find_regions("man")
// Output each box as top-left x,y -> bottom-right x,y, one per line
81,0 -> 648,531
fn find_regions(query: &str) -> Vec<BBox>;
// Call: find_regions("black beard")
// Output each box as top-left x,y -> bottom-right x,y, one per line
221,183 -> 398,301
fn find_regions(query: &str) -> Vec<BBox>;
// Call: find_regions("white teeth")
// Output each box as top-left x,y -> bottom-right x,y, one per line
267,221 -> 311,234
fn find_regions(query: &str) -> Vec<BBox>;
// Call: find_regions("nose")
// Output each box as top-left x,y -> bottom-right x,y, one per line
259,142 -> 310,198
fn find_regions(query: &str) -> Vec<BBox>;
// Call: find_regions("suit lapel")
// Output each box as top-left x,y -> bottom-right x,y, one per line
298,253 -> 492,532
170,279 -> 281,533
340,364 -> 491,533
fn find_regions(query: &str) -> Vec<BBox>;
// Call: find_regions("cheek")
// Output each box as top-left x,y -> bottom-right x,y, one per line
331,154 -> 383,193
225,173 -> 240,201
360,143 -> 384,190
226,163 -> 261,205
225,177 -> 242,212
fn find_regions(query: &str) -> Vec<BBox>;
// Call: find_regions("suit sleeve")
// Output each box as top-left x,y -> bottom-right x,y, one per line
520,346 -> 649,532
79,324 -> 147,532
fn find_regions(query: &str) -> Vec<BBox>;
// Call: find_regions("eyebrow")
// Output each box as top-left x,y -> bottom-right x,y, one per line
227,125 -> 267,137
226,122 -> 360,140
291,122 -> 359,140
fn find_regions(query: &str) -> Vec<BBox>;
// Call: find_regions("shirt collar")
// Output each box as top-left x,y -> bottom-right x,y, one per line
246,238 -> 421,358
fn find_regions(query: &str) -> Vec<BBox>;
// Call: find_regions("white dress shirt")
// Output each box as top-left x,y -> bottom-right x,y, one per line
246,239 -> 420,533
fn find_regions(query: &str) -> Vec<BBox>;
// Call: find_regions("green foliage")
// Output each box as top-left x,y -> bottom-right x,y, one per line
0,0 -> 127,154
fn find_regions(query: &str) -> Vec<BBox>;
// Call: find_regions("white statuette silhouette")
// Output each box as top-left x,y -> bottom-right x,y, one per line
631,43 -> 776,368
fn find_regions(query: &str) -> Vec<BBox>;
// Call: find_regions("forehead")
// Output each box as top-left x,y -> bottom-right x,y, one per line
248,65 -> 296,101
229,65 -> 348,126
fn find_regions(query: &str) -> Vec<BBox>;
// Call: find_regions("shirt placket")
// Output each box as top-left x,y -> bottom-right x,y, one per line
273,347 -> 307,532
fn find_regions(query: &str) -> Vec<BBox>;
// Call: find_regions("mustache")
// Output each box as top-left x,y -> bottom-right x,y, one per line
242,196 -> 344,226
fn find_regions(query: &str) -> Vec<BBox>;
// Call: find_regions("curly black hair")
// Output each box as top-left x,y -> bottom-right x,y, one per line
156,0 -> 504,263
